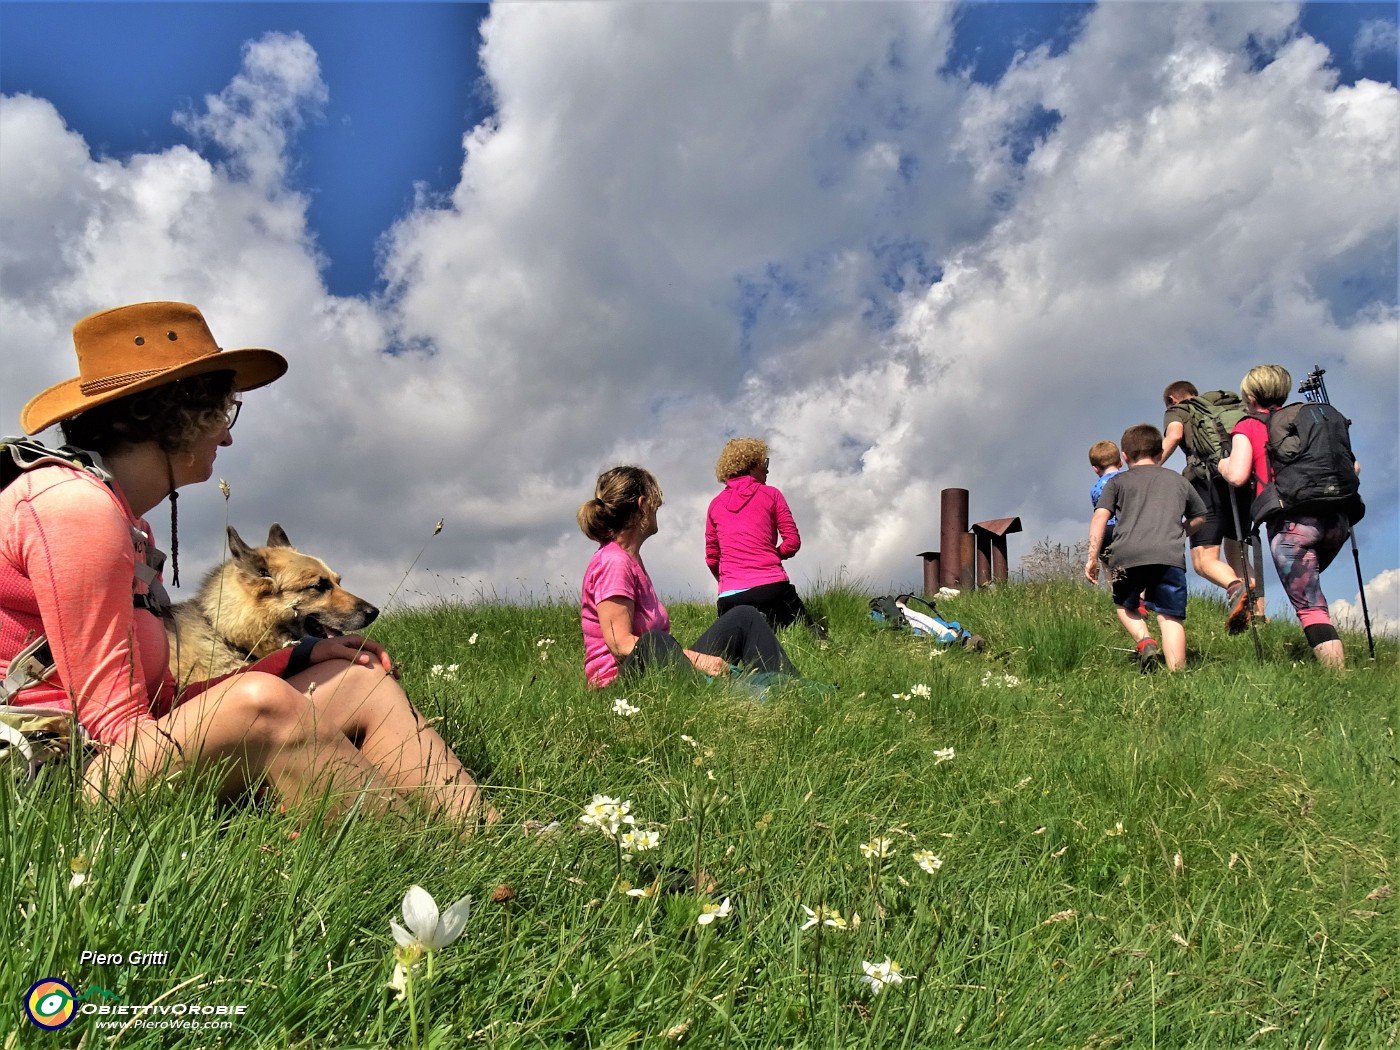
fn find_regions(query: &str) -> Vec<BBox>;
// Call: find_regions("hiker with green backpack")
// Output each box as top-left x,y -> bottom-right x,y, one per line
1161,380 -> 1258,633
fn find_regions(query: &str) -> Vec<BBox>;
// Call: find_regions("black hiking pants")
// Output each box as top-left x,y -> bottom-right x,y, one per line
716,580 -> 819,633
620,606 -> 798,679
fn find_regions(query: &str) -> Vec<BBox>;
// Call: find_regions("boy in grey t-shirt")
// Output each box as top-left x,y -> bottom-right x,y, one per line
1085,424 -> 1207,672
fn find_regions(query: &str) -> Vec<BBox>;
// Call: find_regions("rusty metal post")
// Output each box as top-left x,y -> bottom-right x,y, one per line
975,535 -> 992,587
939,488 -> 969,589
959,532 -> 976,590
972,517 -> 1024,585
991,537 -> 1009,581
919,552 -> 940,597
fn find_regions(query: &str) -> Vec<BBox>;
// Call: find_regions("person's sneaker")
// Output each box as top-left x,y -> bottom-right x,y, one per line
1225,581 -> 1250,635
1136,638 -> 1162,674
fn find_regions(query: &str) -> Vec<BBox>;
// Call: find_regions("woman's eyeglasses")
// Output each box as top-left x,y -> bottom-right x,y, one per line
224,399 -> 242,430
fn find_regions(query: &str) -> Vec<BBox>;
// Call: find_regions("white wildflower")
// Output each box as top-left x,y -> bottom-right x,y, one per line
860,957 -> 909,995
859,837 -> 895,860
696,897 -> 732,925
799,905 -> 847,931
390,885 -> 472,952
933,747 -> 955,764
612,697 -> 641,717
579,794 -> 635,837
620,828 -> 660,855
912,849 -> 943,875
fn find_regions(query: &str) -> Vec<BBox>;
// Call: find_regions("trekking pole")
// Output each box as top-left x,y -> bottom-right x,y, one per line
1300,366 -> 1375,659
1347,530 -> 1376,658
1223,475 -> 1264,664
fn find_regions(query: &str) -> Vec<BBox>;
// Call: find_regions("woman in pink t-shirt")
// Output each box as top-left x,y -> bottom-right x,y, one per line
1219,364 -> 1358,670
704,437 -> 822,637
2,302 -> 496,825
578,465 -> 799,688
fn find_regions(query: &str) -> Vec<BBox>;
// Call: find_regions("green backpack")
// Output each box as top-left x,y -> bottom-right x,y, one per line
1180,390 -> 1248,470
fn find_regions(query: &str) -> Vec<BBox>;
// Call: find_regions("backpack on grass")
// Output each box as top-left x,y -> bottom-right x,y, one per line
1248,403 -> 1364,526
1180,390 -> 1249,470
869,594 -> 986,650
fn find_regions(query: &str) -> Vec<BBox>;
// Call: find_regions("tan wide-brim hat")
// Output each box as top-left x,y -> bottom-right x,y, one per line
21,301 -> 289,435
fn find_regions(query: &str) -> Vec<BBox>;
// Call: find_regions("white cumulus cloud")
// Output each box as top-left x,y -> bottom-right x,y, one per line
1331,568 -> 1400,640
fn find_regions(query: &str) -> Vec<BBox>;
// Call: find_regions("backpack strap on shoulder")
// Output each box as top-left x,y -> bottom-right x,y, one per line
0,634 -> 56,704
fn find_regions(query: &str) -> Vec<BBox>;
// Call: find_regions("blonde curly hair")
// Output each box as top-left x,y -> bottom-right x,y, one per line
714,437 -> 768,483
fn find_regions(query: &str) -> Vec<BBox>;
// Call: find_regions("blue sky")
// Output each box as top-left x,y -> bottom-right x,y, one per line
2,2 -> 491,295
1,2 -> 1396,633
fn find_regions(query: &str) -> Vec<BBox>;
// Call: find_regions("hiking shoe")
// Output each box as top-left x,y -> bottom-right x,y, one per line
1225,581 -> 1250,635
1136,638 -> 1162,674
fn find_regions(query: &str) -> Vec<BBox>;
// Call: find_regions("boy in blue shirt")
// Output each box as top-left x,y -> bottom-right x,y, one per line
1089,440 -> 1125,558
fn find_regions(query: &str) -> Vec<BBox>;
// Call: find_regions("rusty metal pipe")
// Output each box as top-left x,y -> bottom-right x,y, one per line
919,552 -> 940,597
939,488 -> 969,589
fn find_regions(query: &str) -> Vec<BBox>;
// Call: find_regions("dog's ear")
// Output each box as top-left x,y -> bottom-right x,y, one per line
266,523 -> 293,549
227,526 -> 270,578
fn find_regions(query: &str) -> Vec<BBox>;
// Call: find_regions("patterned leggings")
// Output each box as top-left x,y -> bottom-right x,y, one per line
1267,512 -> 1349,629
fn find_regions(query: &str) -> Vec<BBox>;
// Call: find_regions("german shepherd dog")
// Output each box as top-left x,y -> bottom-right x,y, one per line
168,524 -> 379,683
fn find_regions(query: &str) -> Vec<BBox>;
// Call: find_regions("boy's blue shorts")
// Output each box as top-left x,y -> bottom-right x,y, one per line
1112,565 -> 1188,620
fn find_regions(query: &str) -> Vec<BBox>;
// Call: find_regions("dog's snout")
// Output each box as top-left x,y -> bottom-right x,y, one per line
361,603 -> 379,625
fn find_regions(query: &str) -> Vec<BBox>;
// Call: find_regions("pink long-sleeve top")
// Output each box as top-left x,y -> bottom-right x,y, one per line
0,464 -> 293,744
704,476 -> 800,593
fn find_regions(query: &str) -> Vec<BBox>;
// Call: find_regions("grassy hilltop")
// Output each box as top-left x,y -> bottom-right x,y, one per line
4,582 -> 1396,1048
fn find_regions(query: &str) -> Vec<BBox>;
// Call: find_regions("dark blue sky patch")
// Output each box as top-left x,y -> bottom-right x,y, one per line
1243,30 -> 1282,74
382,334 -> 440,360
874,239 -> 944,296
1297,3 -> 1398,87
1005,104 -> 1062,167
948,1 -> 1091,85
734,264 -> 809,361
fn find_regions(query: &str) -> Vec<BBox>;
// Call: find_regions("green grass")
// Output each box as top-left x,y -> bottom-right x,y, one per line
3,582 -> 1397,1048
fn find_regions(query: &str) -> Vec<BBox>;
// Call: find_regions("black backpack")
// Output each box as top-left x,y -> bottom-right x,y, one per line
0,437 -> 108,491
1248,404 -> 1364,526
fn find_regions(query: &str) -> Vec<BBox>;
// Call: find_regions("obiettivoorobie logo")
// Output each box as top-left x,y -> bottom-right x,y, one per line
24,978 -> 77,1030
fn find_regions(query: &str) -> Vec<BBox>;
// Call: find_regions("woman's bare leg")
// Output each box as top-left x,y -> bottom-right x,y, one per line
288,661 -> 499,825
84,672 -> 405,820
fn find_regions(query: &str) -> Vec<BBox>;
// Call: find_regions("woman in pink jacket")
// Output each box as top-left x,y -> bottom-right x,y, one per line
705,438 -> 822,636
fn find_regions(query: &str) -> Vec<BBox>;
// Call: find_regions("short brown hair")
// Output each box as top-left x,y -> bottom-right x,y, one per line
60,371 -> 237,457
1163,380 -> 1198,406
1089,440 -> 1121,471
577,465 -> 662,543
714,437 -> 768,482
1120,424 -> 1163,462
